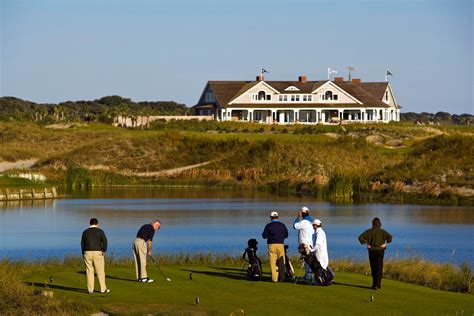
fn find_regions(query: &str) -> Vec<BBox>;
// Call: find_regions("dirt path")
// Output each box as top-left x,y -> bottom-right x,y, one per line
0,159 -> 38,172
132,161 -> 213,177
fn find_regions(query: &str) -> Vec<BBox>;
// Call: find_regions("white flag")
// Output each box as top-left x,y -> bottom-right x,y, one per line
328,67 -> 338,74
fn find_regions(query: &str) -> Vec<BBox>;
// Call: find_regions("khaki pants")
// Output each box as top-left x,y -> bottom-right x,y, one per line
133,238 -> 148,279
268,243 -> 286,282
83,251 -> 107,293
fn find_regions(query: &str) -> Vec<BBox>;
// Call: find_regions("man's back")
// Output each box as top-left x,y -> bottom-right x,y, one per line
262,221 -> 288,244
358,227 -> 392,250
81,227 -> 107,253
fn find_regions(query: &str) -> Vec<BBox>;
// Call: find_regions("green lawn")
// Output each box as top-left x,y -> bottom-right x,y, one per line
23,265 -> 474,315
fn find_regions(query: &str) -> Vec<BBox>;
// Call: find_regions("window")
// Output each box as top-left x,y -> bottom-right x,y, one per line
279,95 -> 283,102
266,95 -> 271,101
333,94 -> 338,101
308,95 -> 313,101
205,93 -> 214,102
257,91 -> 266,100
295,95 -> 300,101
385,91 -> 389,101
321,94 -> 325,101
291,95 -> 296,102
324,91 -> 333,100
303,95 -> 308,102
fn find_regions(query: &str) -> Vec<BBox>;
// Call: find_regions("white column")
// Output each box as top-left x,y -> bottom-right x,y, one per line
294,110 -> 298,123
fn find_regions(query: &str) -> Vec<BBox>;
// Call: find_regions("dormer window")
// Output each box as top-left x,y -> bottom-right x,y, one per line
285,86 -> 300,91
321,91 -> 338,101
253,90 -> 271,101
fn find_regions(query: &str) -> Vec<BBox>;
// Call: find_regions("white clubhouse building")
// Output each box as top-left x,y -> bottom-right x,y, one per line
193,75 -> 400,124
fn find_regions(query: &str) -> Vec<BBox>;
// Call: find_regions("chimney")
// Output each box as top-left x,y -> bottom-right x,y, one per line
298,75 -> 307,83
352,78 -> 362,84
334,77 -> 344,82
256,75 -> 264,81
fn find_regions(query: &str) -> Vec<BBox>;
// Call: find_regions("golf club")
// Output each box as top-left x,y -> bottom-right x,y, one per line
150,256 -> 171,282
294,259 -> 305,284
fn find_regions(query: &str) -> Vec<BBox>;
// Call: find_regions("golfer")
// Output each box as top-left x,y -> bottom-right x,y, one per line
133,220 -> 161,283
293,206 -> 314,280
81,218 -> 109,294
358,217 -> 393,290
262,211 -> 288,282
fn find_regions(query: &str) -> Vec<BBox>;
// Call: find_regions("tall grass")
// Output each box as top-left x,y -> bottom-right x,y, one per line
0,261 -> 92,315
332,258 -> 473,294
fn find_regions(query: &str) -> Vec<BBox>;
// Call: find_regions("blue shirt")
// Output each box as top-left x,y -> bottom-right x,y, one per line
262,220 -> 289,244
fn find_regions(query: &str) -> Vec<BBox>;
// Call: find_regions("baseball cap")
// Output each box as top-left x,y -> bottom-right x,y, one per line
301,206 -> 309,214
270,211 -> 279,218
313,219 -> 322,226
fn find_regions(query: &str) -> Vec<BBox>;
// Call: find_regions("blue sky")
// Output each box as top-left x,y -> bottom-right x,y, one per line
1,0 -> 472,114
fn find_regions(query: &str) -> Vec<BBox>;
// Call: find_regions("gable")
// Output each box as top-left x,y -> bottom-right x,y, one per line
312,81 -> 362,104
229,81 -> 280,104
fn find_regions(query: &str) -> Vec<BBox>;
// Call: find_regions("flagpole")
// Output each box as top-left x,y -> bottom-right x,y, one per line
327,67 -> 330,80
385,70 -> 387,82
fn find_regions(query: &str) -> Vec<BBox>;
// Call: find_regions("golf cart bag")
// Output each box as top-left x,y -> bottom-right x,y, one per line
242,239 -> 263,280
284,245 -> 295,281
298,244 -> 334,286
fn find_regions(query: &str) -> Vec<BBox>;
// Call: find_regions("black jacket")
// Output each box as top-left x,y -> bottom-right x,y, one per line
81,227 -> 108,254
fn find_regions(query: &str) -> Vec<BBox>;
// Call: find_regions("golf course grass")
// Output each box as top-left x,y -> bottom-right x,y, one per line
23,264 -> 474,315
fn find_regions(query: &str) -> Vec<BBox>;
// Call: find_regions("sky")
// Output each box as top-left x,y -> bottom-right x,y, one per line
0,0 -> 473,114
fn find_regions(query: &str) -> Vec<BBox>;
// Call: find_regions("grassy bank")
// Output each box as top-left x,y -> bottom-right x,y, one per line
3,257 -> 473,315
0,122 -> 473,205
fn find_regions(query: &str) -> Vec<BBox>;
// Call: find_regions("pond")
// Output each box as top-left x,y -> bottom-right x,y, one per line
0,187 -> 472,265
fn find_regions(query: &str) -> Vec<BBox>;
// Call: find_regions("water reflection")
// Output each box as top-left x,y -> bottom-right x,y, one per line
0,187 -> 472,265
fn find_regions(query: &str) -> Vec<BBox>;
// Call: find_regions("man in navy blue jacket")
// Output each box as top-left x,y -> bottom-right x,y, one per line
262,211 -> 288,282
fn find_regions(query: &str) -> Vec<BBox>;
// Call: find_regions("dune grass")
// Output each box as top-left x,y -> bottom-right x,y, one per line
4,257 -> 473,316
0,122 -> 473,205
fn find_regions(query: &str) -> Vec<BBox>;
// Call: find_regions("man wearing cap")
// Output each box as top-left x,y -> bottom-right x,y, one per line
311,219 -> 329,271
262,211 -> 288,282
133,220 -> 161,283
358,217 -> 393,290
294,206 -> 314,279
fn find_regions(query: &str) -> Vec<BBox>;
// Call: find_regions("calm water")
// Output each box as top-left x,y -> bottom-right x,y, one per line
0,187 -> 473,265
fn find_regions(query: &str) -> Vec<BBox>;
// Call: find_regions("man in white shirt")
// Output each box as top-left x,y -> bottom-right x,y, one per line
293,206 -> 314,279
312,219 -> 329,270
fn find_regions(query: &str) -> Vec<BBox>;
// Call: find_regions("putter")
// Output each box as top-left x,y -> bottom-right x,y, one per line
150,257 -> 171,282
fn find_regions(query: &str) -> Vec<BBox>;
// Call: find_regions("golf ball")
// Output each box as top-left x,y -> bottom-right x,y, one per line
166,278 -> 171,282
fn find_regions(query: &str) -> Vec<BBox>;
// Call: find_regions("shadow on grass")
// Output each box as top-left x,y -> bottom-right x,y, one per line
27,282 -> 88,293
181,266 -> 275,282
76,271 -> 137,283
333,281 -> 372,290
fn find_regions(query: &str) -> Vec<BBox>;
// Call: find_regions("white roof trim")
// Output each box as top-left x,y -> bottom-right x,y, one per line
229,81 -> 280,104
386,83 -> 399,109
312,81 -> 363,104
285,86 -> 300,91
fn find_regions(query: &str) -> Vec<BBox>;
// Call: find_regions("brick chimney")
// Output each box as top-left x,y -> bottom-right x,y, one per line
298,75 -> 307,83
352,78 -> 362,84
334,77 -> 344,82
256,75 -> 264,81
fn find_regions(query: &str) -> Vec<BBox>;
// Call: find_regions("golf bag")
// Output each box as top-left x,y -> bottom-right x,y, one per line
298,244 -> 334,286
284,245 -> 295,281
242,239 -> 263,280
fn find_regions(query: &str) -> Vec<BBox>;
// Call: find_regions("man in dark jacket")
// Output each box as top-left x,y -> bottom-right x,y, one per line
81,218 -> 109,294
358,217 -> 393,290
262,211 -> 288,282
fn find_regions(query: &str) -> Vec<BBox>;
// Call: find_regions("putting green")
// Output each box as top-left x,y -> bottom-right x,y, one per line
24,265 -> 474,315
